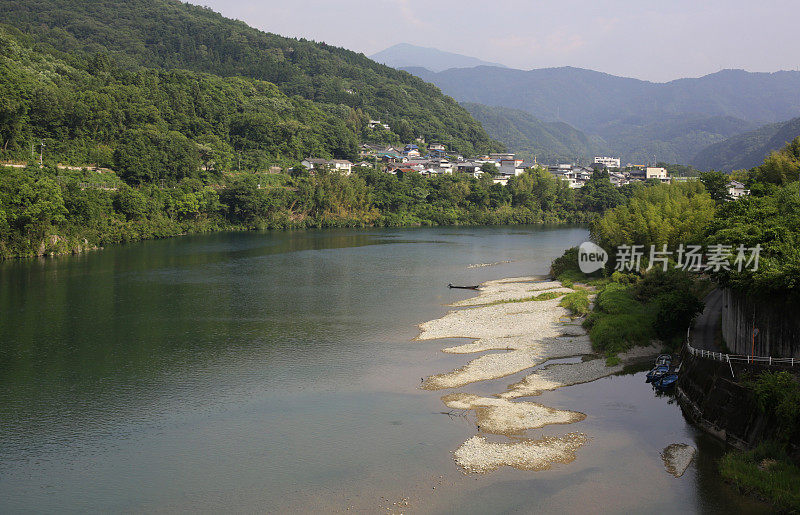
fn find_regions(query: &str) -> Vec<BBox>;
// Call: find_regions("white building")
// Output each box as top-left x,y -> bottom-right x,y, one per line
594,156 -> 621,168
727,181 -> 750,199
301,158 -> 327,171
646,167 -> 670,183
330,160 -> 353,175
301,158 -> 353,175
368,120 -> 390,131
609,172 -> 628,187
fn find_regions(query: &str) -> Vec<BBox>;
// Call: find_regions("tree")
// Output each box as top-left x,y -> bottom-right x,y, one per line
114,130 -> 200,185
653,289 -> 704,342
196,134 -> 233,173
396,119 -> 414,142
752,137 -> 800,186
581,170 -> 625,212
113,185 -> 149,220
481,163 -> 498,175
592,182 -> 715,251
699,171 -> 730,203
0,170 -> 68,249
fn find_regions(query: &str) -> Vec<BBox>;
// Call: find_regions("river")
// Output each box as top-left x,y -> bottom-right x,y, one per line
0,226 -> 767,513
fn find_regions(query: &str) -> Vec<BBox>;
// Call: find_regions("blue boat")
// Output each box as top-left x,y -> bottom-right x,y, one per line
655,354 -> 672,367
646,364 -> 670,383
655,373 -> 678,389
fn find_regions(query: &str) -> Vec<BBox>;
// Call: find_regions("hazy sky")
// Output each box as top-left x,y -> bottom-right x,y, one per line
189,0 -> 800,82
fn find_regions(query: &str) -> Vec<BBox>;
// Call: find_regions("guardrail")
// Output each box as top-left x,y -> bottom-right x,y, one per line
685,327 -> 796,376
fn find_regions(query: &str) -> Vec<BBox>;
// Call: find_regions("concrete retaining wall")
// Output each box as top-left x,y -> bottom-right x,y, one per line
721,289 -> 800,359
676,349 -> 768,449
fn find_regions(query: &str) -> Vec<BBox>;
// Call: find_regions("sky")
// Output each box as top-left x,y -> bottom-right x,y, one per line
189,0 -> 800,82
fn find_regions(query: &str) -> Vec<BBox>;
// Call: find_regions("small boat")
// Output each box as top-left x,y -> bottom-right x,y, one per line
448,284 -> 479,290
655,354 -> 672,367
655,373 -> 678,389
646,365 -> 670,383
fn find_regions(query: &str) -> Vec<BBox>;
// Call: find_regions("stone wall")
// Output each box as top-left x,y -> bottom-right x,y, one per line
721,289 -> 800,358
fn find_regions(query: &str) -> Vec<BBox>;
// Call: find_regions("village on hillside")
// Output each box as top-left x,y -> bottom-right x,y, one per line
301,141 -> 750,197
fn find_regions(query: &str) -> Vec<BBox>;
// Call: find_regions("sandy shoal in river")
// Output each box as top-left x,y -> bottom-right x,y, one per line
419,276 -> 659,474
418,277 -> 595,390
453,433 -> 589,473
441,393 -> 586,434
500,344 -> 661,399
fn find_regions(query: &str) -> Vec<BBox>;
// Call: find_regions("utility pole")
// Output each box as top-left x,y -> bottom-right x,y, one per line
39,141 -> 45,166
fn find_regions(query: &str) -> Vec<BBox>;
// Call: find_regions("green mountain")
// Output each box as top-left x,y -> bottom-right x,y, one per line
691,116 -> 800,171
0,0 -> 499,168
461,102 -> 610,163
598,115 -> 756,165
405,65 -> 800,164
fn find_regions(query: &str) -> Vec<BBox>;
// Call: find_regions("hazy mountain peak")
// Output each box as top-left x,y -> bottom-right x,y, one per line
370,43 -> 506,72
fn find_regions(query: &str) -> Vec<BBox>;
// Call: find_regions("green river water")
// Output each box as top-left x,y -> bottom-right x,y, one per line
0,226 -> 768,513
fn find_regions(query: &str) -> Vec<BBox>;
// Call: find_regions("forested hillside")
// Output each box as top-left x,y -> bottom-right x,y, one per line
461,102 -> 610,163
0,25 -> 366,173
692,116 -> 800,171
0,0 -> 499,165
598,114 -> 755,165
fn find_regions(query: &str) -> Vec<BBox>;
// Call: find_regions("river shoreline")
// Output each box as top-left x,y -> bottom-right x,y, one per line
1,222 -> 589,261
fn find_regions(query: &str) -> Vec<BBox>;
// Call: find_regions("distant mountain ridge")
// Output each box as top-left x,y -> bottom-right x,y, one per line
691,116 -> 800,171
404,65 -> 800,164
370,43 -> 506,72
406,66 -> 800,130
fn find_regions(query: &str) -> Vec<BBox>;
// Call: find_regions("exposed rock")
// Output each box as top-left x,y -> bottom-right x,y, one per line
661,443 -> 696,477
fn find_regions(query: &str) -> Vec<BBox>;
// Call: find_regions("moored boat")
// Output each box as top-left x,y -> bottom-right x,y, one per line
655,373 -> 678,389
646,364 -> 670,383
655,354 -> 672,367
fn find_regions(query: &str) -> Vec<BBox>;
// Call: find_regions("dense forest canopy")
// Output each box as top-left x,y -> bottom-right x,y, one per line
0,24 -> 365,170
0,0 -> 500,161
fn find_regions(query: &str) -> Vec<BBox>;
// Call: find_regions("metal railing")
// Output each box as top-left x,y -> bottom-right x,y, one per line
685,327 -> 797,370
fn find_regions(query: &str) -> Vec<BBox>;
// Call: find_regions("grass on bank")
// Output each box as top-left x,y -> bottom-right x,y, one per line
556,268 -> 608,289
584,282 -> 657,356
720,443 -> 800,512
559,290 -> 591,316
484,290 -> 565,306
